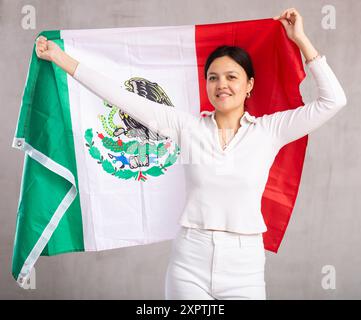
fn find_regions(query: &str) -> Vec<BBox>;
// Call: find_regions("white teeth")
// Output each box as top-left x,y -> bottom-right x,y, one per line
217,93 -> 231,97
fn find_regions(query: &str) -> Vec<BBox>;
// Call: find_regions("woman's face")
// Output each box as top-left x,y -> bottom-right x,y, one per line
206,56 -> 254,114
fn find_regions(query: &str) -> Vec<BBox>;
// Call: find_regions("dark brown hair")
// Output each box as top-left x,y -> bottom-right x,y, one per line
204,45 -> 255,80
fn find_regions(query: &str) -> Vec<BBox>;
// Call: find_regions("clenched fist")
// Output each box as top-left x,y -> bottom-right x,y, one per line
35,36 -> 62,62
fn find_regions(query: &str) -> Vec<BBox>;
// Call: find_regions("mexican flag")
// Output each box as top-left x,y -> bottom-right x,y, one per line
12,18 -> 306,287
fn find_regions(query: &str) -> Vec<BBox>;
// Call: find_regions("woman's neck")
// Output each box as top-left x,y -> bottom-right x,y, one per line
214,107 -> 245,132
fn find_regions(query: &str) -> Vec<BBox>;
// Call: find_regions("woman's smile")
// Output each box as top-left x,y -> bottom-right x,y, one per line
217,94 -> 232,100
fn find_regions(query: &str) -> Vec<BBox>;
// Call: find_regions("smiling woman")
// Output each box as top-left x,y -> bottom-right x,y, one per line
204,46 -> 255,149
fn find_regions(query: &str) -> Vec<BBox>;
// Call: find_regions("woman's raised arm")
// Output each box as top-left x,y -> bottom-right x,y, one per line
35,36 -> 198,143
263,8 -> 348,148
273,8 -> 319,63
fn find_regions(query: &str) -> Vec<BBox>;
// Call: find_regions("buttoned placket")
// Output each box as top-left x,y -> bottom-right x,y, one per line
210,111 -> 250,154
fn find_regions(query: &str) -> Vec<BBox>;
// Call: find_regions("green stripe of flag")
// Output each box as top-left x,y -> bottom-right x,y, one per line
12,30 -> 84,285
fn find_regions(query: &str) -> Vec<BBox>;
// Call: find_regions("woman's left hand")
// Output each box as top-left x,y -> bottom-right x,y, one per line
273,8 -> 306,43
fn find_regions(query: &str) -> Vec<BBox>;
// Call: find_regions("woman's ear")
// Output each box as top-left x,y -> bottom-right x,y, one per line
247,77 -> 254,92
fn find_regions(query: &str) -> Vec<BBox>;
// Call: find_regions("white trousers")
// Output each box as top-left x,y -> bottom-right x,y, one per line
165,226 -> 266,300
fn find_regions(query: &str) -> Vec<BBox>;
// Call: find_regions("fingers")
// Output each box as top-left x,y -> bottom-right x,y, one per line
36,35 -> 48,48
35,36 -> 48,58
36,43 -> 47,55
274,8 -> 301,23
36,35 -> 47,44
281,8 -> 297,18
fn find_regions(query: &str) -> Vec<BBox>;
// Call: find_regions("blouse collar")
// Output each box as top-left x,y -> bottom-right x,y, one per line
200,110 -> 256,125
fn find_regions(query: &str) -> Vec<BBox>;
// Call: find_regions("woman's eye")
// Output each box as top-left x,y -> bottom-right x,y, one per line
208,75 -> 236,80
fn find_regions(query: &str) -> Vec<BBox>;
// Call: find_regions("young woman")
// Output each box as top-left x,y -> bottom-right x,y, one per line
35,8 -> 347,300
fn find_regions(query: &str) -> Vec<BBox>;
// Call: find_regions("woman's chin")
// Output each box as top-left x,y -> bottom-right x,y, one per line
214,105 -> 237,114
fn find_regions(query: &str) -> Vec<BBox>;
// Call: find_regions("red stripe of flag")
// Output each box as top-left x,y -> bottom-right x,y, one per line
195,18 -> 307,253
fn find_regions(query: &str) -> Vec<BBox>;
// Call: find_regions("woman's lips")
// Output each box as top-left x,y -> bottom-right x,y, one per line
216,94 -> 231,100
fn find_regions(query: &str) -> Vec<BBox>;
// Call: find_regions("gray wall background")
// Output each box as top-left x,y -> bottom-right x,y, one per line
1,0 -> 360,299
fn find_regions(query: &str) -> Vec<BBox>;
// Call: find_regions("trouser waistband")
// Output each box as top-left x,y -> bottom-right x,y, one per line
180,226 -> 264,247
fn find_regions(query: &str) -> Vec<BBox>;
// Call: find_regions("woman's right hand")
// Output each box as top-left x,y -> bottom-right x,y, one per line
35,36 -> 62,62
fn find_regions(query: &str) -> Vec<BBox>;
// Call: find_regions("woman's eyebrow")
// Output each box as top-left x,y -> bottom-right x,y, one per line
208,71 -> 239,75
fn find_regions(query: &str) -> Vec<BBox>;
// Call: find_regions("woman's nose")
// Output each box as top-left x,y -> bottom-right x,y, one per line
217,79 -> 228,89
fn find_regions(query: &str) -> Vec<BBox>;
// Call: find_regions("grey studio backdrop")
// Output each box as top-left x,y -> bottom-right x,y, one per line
0,0 -> 360,300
